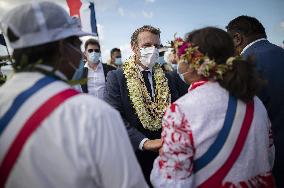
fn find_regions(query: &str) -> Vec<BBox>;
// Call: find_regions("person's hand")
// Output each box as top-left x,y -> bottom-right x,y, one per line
143,139 -> 162,152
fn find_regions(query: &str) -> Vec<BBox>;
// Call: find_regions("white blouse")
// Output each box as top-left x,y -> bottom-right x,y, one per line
151,81 -> 274,188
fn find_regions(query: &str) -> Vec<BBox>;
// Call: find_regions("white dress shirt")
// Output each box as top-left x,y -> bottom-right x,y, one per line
241,38 -> 267,55
84,62 -> 106,99
0,71 -> 148,188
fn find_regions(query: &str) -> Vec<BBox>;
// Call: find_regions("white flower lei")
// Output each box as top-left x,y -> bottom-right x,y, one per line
123,56 -> 171,131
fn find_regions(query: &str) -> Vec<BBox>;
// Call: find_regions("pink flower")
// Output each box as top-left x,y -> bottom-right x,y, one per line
178,42 -> 189,57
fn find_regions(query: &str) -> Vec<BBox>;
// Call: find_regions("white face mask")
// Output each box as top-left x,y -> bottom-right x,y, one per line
177,63 -> 190,84
88,52 -> 101,64
139,46 -> 159,69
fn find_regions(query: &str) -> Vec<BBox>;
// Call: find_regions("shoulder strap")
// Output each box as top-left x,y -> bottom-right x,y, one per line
195,96 -> 254,187
0,88 -> 79,187
0,76 -> 56,135
194,95 -> 237,172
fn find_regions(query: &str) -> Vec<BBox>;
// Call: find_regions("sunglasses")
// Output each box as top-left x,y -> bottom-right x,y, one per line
87,49 -> 100,53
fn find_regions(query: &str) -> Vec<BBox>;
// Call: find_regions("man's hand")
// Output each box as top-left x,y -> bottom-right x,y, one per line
143,139 -> 162,152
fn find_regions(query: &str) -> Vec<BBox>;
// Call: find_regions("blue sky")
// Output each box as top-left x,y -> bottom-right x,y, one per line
0,0 -> 284,63
93,0 -> 284,61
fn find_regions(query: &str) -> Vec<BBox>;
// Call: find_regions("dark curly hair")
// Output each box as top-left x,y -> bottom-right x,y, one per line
226,15 -> 267,39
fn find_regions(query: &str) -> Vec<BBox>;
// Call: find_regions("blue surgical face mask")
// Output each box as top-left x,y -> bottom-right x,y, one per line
158,56 -> 166,66
88,52 -> 101,64
114,57 -> 123,65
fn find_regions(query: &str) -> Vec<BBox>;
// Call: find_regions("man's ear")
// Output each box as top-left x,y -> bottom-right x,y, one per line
233,32 -> 243,47
131,44 -> 137,54
131,44 -> 140,59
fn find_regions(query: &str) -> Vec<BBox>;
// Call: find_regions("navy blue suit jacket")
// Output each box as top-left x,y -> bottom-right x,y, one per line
167,68 -> 189,98
242,39 -> 284,185
104,68 -> 178,150
104,67 -> 178,185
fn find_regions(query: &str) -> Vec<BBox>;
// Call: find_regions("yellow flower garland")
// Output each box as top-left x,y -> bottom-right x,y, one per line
123,56 -> 171,131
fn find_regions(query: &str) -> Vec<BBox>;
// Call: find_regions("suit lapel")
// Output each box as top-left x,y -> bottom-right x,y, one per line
81,67 -> 88,93
102,64 -> 108,81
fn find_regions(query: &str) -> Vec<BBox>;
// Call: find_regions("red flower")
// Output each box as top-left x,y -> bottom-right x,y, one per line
175,37 -> 183,42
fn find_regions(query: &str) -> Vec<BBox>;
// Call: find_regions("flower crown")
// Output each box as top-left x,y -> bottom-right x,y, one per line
172,36 -> 239,80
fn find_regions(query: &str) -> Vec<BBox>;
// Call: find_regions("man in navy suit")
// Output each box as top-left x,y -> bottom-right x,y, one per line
104,25 -> 178,186
227,16 -> 284,187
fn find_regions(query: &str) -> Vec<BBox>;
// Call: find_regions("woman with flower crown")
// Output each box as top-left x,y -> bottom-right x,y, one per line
150,27 -> 275,188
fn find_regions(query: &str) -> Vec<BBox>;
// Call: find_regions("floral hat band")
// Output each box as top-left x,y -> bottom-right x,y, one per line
172,36 -> 241,80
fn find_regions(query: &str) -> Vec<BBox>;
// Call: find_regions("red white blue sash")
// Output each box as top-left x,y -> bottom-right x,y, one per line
0,76 -> 79,187
193,95 -> 254,187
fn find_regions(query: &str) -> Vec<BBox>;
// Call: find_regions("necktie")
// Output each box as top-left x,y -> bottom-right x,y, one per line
141,70 -> 153,99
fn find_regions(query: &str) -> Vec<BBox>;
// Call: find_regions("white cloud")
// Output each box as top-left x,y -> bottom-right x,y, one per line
97,24 -> 105,41
129,12 -> 138,19
144,0 -> 155,3
94,0 -> 118,11
101,48 -> 110,63
142,10 -> 153,19
101,43 -> 133,63
280,21 -> 284,30
119,44 -> 134,61
118,7 -> 125,16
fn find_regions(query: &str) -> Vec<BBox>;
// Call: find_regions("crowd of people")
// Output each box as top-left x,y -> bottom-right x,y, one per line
0,1 -> 284,188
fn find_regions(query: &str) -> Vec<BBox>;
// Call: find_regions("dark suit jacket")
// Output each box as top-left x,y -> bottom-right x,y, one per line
105,68 -> 178,149
104,67 -> 178,184
242,39 -> 284,186
167,68 -> 190,98
80,63 -> 115,93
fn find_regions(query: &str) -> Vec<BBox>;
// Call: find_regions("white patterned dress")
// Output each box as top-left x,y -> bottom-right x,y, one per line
151,80 -> 275,188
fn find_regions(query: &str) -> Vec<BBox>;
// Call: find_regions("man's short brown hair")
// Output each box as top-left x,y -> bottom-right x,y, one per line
84,38 -> 100,51
130,25 -> 161,47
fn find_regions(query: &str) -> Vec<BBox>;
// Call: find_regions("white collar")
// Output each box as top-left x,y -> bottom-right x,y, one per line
84,62 -> 103,71
35,64 -> 67,80
241,38 -> 267,55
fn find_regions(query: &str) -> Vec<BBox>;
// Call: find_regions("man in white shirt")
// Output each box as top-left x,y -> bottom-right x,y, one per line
0,2 -> 148,188
80,39 -> 115,99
